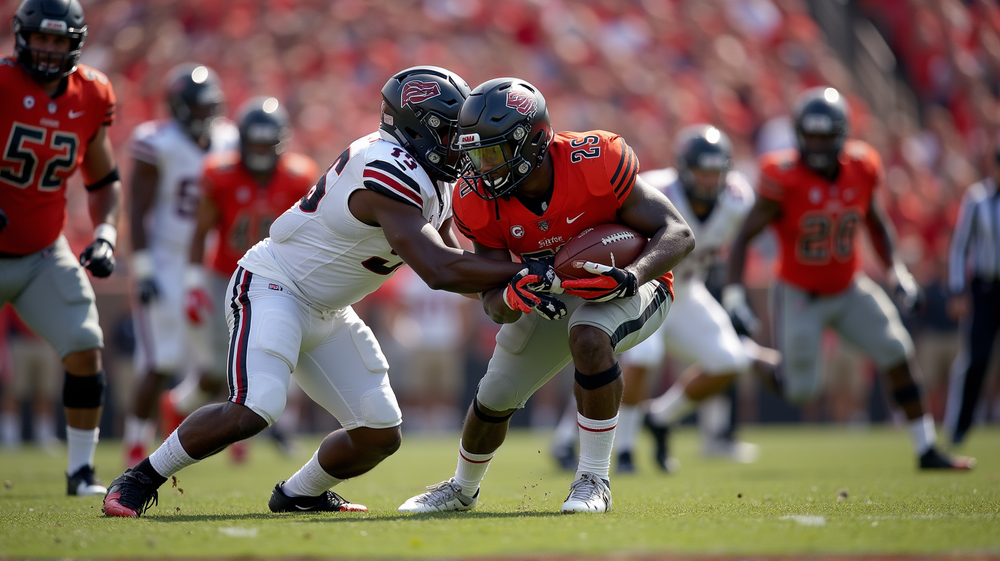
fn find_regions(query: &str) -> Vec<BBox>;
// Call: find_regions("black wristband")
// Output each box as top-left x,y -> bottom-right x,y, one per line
85,168 -> 120,192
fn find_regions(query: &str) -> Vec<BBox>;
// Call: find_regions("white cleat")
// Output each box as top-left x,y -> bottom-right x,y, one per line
398,478 -> 479,513
702,440 -> 761,464
561,472 -> 612,514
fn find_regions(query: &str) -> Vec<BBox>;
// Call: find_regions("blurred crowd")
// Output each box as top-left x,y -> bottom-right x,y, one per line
2,0 -> 999,444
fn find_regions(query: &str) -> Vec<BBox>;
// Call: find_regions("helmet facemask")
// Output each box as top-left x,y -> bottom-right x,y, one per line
13,22 -> 86,82
459,122 -> 538,199
793,88 -> 848,174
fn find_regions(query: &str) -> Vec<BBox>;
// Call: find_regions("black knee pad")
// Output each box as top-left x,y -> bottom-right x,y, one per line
472,399 -> 514,423
575,363 -> 622,391
63,371 -> 106,408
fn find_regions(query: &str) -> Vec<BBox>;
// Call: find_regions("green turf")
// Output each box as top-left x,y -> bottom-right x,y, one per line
0,425 -> 998,558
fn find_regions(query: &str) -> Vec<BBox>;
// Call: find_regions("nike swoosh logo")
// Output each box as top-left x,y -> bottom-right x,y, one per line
566,212 -> 585,224
68,110 -> 85,119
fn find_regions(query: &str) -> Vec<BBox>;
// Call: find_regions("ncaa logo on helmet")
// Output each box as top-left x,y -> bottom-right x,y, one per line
401,81 -> 442,106
506,89 -> 537,117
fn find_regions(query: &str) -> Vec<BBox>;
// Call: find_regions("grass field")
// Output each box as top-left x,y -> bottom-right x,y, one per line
0,425 -> 998,559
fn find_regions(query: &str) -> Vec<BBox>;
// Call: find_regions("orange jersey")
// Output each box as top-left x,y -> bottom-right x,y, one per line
757,140 -> 882,295
202,151 -> 318,276
0,59 -> 116,255
453,130 -> 673,294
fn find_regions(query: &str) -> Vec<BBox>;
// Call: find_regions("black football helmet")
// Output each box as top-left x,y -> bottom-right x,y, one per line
236,96 -> 290,174
793,86 -> 849,173
675,124 -> 732,206
379,66 -> 471,183
165,63 -> 226,144
12,0 -> 87,82
455,78 -> 553,200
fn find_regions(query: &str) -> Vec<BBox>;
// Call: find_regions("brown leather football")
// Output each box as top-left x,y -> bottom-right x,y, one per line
553,224 -> 645,280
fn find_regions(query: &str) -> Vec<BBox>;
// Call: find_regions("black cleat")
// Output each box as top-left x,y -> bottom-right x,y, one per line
616,450 -> 636,474
67,465 -> 106,496
919,447 -> 975,471
644,413 -> 678,472
102,469 -> 159,517
268,481 -> 368,512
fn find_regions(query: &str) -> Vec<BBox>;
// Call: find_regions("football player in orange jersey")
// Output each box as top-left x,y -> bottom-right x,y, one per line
399,78 -> 694,514
157,96 -> 317,456
725,87 -> 974,470
0,0 -> 122,495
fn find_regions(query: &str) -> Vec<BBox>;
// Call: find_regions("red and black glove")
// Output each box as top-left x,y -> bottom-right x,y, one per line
185,287 -> 214,325
504,266 -> 567,320
561,262 -> 638,302
183,265 -> 214,324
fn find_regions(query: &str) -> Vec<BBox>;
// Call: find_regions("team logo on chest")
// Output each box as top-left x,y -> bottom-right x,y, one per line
23,95 -> 34,109
511,225 -> 525,238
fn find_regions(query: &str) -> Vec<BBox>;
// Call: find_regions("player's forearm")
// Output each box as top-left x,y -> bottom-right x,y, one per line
865,214 -> 899,271
88,181 -> 122,232
630,222 -> 695,284
409,250 -> 522,293
726,237 -> 749,286
480,286 -> 521,324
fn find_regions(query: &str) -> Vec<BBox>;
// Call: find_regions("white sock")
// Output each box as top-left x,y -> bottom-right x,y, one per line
123,415 -> 153,447
172,377 -> 212,416
698,395 -> 731,441
552,396 -> 579,450
455,441 -> 493,497
909,414 -> 937,456
1,411 -> 21,448
148,430 -> 198,478
576,413 -> 617,481
612,405 -> 641,454
282,450 -> 343,497
66,426 -> 99,475
34,415 -> 56,447
649,385 -> 695,425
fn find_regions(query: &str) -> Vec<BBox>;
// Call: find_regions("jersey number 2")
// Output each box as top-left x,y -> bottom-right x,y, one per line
0,123 -> 79,191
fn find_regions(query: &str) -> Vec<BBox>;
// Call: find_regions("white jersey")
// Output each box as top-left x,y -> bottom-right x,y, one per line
130,119 -> 239,251
239,131 -> 453,311
640,167 -> 754,290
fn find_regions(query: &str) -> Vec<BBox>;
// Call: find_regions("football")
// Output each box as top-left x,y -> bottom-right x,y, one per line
553,223 -> 645,280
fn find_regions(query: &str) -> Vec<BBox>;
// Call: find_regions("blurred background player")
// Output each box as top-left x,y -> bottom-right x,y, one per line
725,86 -> 973,471
944,145 -> 1000,447
399,77 -> 693,515
1,307 -> 60,451
160,96 -> 317,456
0,0 -> 121,495
623,125 -> 780,471
123,62 -> 238,467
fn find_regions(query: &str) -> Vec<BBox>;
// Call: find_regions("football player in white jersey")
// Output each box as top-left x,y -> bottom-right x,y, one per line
122,63 -> 239,468
104,66 -> 564,518
553,125 -> 781,472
